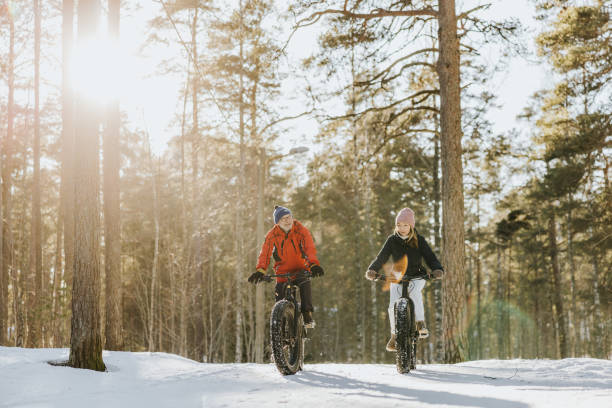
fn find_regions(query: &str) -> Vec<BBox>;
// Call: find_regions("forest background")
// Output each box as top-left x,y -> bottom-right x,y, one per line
0,0 -> 609,369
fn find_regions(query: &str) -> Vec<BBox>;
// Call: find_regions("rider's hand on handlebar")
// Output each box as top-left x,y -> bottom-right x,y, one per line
365,269 -> 378,281
248,270 -> 266,284
310,265 -> 324,278
428,269 -> 444,280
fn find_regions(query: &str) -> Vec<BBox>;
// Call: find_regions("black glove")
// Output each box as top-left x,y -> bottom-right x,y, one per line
428,269 -> 444,280
310,265 -> 324,277
248,271 -> 266,284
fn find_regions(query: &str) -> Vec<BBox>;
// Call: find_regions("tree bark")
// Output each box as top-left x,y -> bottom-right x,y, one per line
148,153 -> 159,352
254,103 -> 265,363
68,0 -> 105,372
496,242 -> 504,358
179,69 -> 189,358
547,210 -> 568,358
433,105 -> 444,362
190,7 -> 205,362
1,4 -> 16,347
437,0 -> 466,363
235,0 -> 245,363
61,0 -> 75,316
52,209 -> 63,346
590,227 -> 604,358
0,125 -> 4,346
475,196 -> 482,360
26,0 -> 43,348
566,197 -> 578,356
104,0 -> 123,351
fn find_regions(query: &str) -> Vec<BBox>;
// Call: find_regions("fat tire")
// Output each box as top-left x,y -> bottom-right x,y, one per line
270,300 -> 303,375
395,298 -> 413,374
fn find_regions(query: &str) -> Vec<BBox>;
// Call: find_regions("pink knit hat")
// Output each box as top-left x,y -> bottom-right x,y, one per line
395,208 -> 415,227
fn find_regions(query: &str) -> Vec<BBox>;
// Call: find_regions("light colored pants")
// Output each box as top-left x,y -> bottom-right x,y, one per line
388,279 -> 425,334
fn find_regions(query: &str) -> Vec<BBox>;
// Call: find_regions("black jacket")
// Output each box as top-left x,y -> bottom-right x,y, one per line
368,232 -> 443,280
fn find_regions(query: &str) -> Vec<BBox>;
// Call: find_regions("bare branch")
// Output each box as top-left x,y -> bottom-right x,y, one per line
295,6 -> 438,29
457,4 -> 490,20
328,97 -> 437,122
256,109 -> 315,140
355,47 -> 437,86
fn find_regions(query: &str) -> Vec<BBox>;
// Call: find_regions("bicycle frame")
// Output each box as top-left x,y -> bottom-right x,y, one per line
265,270 -> 311,336
265,270 -> 311,375
376,272 -> 425,373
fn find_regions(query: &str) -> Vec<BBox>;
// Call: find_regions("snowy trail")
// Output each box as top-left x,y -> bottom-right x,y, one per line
1,347 -> 611,408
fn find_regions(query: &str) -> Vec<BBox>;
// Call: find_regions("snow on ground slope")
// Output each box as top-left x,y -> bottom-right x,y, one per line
1,347 -> 611,408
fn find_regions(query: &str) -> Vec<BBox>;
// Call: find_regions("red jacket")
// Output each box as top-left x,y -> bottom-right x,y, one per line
256,220 -> 320,282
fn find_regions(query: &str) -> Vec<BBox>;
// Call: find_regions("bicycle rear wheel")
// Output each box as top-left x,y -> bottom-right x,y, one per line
395,297 -> 413,374
270,300 -> 303,375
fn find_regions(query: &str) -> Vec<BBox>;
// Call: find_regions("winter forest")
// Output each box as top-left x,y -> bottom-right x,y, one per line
0,0 -> 610,373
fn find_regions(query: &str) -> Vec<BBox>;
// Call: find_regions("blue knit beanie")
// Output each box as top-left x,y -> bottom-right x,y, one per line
273,206 -> 291,224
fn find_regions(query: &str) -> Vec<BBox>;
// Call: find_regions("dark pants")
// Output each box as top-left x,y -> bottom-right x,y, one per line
275,276 -> 313,314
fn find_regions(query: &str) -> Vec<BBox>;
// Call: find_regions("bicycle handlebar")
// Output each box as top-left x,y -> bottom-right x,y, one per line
374,272 -> 430,282
263,270 -> 312,283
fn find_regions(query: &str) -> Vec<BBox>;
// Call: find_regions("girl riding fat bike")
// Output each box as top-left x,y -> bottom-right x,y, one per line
365,207 -> 443,352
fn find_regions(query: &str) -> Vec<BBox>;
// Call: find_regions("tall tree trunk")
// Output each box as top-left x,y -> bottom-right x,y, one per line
506,242 -> 512,357
437,0 -> 466,364
51,209 -> 63,346
68,0 -> 105,372
27,0 -> 43,348
3,2 -> 16,347
104,0 -> 123,351
590,227 -> 603,358
566,196 -> 578,356
235,0 -> 244,363
148,152 -> 159,352
61,0 -> 75,337
254,97 -> 265,364
0,128 -> 4,346
475,196 -> 482,360
189,7 -> 205,362
432,114 -> 443,362
496,242 -> 503,358
364,132 -> 377,362
179,72 -> 189,357
547,210 -> 568,358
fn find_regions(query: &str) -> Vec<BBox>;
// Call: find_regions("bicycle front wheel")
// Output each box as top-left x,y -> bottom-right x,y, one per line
395,297 -> 413,374
270,300 -> 303,375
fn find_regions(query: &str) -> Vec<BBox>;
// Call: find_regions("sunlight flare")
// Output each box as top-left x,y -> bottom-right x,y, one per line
70,28 -> 121,104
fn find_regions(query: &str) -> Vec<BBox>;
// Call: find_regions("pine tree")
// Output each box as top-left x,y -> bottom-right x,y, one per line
68,0 -> 105,372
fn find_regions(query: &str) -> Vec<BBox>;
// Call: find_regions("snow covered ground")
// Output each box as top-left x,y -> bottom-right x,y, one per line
1,346 -> 611,408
